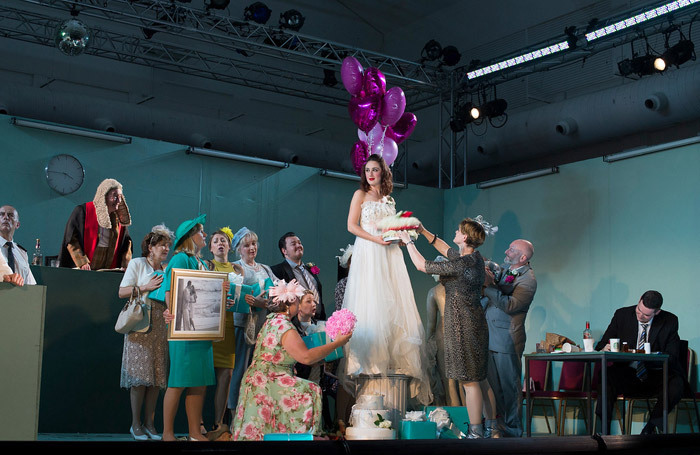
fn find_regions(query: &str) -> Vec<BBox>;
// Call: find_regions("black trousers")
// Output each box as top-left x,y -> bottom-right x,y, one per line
596,363 -> 684,432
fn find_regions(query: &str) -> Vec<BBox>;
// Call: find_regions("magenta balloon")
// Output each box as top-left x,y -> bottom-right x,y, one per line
348,94 -> 381,133
381,137 -> 398,166
387,112 -> 417,144
351,141 -> 369,175
362,67 -> 387,97
341,57 -> 364,96
380,87 -> 406,126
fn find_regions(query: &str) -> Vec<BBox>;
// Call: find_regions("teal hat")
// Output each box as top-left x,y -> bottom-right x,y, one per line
174,214 -> 207,248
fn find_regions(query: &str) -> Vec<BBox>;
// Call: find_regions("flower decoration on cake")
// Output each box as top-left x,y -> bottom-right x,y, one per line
376,210 -> 421,242
268,279 -> 306,303
374,414 -> 392,429
326,308 -> 357,340
305,262 -> 320,275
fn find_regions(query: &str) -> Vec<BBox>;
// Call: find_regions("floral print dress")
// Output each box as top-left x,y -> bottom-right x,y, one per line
232,312 -> 322,441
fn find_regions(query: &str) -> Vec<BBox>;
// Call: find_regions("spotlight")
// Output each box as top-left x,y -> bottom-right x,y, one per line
422,40 -> 442,61
55,17 -> 91,56
279,9 -> 305,31
618,54 -> 659,77
655,39 -> 695,70
440,45 -> 461,66
206,0 -> 230,10
244,2 -> 271,24
323,69 -> 338,87
479,99 -> 507,118
450,101 -> 478,132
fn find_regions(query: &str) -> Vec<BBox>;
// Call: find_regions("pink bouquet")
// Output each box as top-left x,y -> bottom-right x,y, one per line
326,308 -> 357,341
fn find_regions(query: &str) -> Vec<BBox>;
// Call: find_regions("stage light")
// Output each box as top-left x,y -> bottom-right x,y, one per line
421,40 -> 442,61
12,117 -> 131,143
279,9 -> 305,31
469,105 -> 481,120
244,2 -> 271,24
55,17 -> 91,56
440,45 -> 461,66
479,99 -> 508,118
656,39 -> 695,70
323,69 -> 338,87
206,0 -> 230,10
450,101 -> 478,132
586,0 -> 700,42
477,167 -> 559,189
617,54 -> 660,77
466,40 -> 569,80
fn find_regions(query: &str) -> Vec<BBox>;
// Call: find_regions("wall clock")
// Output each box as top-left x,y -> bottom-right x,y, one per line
45,154 -> 85,195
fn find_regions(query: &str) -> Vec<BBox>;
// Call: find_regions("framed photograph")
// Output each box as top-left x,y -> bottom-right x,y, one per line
168,268 -> 228,340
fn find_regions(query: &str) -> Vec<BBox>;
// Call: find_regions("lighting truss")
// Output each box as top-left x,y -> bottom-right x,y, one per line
1,0 -> 443,108
585,0 -> 700,42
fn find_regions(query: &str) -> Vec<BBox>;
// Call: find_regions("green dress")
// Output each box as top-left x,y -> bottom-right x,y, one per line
231,312 -> 322,440
163,252 -> 216,388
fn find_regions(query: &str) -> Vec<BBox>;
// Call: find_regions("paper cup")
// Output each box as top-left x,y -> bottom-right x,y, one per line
583,338 -> 595,352
644,342 -> 652,354
562,342 -> 573,352
610,338 -> 620,352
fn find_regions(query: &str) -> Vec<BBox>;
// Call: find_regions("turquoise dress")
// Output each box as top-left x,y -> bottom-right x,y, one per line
163,252 -> 216,388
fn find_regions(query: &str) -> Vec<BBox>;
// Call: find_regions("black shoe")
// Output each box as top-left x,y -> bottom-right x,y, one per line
640,421 -> 656,435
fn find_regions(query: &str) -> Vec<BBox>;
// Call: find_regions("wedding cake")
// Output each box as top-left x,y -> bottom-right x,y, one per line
376,211 -> 420,243
345,393 -> 396,440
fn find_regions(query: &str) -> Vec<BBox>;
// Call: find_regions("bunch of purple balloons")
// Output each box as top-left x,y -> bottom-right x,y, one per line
341,56 -> 417,174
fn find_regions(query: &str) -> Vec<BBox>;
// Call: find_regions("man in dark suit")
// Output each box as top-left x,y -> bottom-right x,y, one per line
482,239 -> 537,438
596,290 -> 685,434
270,232 -> 326,320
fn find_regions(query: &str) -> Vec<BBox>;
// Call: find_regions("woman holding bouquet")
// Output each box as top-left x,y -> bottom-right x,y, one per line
342,153 -> 431,405
231,280 -> 352,441
398,218 -> 497,438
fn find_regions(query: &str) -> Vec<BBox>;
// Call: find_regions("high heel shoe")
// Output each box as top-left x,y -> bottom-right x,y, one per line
459,424 -> 484,439
143,427 -> 162,440
130,426 -> 149,441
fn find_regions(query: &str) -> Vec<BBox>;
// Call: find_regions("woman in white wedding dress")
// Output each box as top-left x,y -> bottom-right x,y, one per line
342,154 -> 431,405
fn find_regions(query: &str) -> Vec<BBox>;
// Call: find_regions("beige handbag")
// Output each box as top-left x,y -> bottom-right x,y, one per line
115,286 -> 151,334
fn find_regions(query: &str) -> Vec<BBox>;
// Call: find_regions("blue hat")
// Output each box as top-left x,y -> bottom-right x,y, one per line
174,214 -> 206,248
231,226 -> 251,251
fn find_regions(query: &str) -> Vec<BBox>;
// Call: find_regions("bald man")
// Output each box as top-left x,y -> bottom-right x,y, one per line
481,239 -> 537,437
0,205 -> 35,285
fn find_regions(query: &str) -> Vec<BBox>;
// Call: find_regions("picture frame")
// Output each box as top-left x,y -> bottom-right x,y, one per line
168,268 -> 228,341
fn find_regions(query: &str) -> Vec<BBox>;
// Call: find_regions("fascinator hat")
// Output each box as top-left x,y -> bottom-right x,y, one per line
336,244 -> 354,268
473,215 -> 498,236
173,214 -> 206,248
267,279 -> 306,312
231,226 -> 251,252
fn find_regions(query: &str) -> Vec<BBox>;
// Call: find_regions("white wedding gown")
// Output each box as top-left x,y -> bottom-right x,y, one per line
342,196 -> 432,405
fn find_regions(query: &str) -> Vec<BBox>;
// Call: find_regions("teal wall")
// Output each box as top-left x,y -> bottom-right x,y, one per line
0,114 -> 444,320
444,144 -> 700,391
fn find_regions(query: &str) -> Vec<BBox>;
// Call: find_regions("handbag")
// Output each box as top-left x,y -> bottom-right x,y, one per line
115,286 -> 151,334
244,312 -> 257,345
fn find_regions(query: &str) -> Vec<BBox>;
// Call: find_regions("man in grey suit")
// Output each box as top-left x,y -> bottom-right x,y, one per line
482,239 -> 537,437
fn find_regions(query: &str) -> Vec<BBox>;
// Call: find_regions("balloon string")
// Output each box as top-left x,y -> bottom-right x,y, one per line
378,126 -> 387,157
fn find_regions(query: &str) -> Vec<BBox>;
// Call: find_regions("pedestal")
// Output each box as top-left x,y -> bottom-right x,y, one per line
354,373 -> 409,428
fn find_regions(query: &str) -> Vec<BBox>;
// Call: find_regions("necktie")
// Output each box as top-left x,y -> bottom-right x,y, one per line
5,242 -> 15,273
298,265 -> 320,314
636,323 -> 649,381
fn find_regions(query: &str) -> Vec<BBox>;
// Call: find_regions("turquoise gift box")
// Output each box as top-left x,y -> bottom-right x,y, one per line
228,278 -> 274,313
400,420 -> 437,439
423,406 -> 470,436
263,433 -> 313,441
147,270 -> 166,302
302,331 -> 344,362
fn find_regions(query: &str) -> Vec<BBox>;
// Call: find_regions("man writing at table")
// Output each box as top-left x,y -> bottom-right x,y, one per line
596,290 -> 685,435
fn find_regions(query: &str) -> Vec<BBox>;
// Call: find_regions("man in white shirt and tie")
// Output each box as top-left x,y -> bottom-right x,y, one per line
0,205 -> 36,285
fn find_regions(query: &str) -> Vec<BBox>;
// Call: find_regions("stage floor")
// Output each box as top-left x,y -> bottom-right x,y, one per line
9,433 -> 698,455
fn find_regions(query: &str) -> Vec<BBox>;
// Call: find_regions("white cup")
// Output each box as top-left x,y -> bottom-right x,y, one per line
583,338 -> 595,352
610,338 -> 620,352
644,342 -> 652,354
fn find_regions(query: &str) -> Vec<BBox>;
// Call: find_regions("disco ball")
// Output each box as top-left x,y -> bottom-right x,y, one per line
55,18 -> 91,56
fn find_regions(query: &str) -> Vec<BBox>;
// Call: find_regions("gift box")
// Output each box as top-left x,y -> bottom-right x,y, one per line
424,406 -> 470,435
302,331 -> 344,362
400,420 -> 437,439
148,270 -> 165,302
263,433 -> 313,441
228,278 -> 274,313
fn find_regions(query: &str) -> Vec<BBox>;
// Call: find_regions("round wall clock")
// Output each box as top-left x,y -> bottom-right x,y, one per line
45,154 -> 85,195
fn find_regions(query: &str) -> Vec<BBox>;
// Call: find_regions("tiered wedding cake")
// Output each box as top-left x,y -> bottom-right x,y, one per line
345,393 -> 396,440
